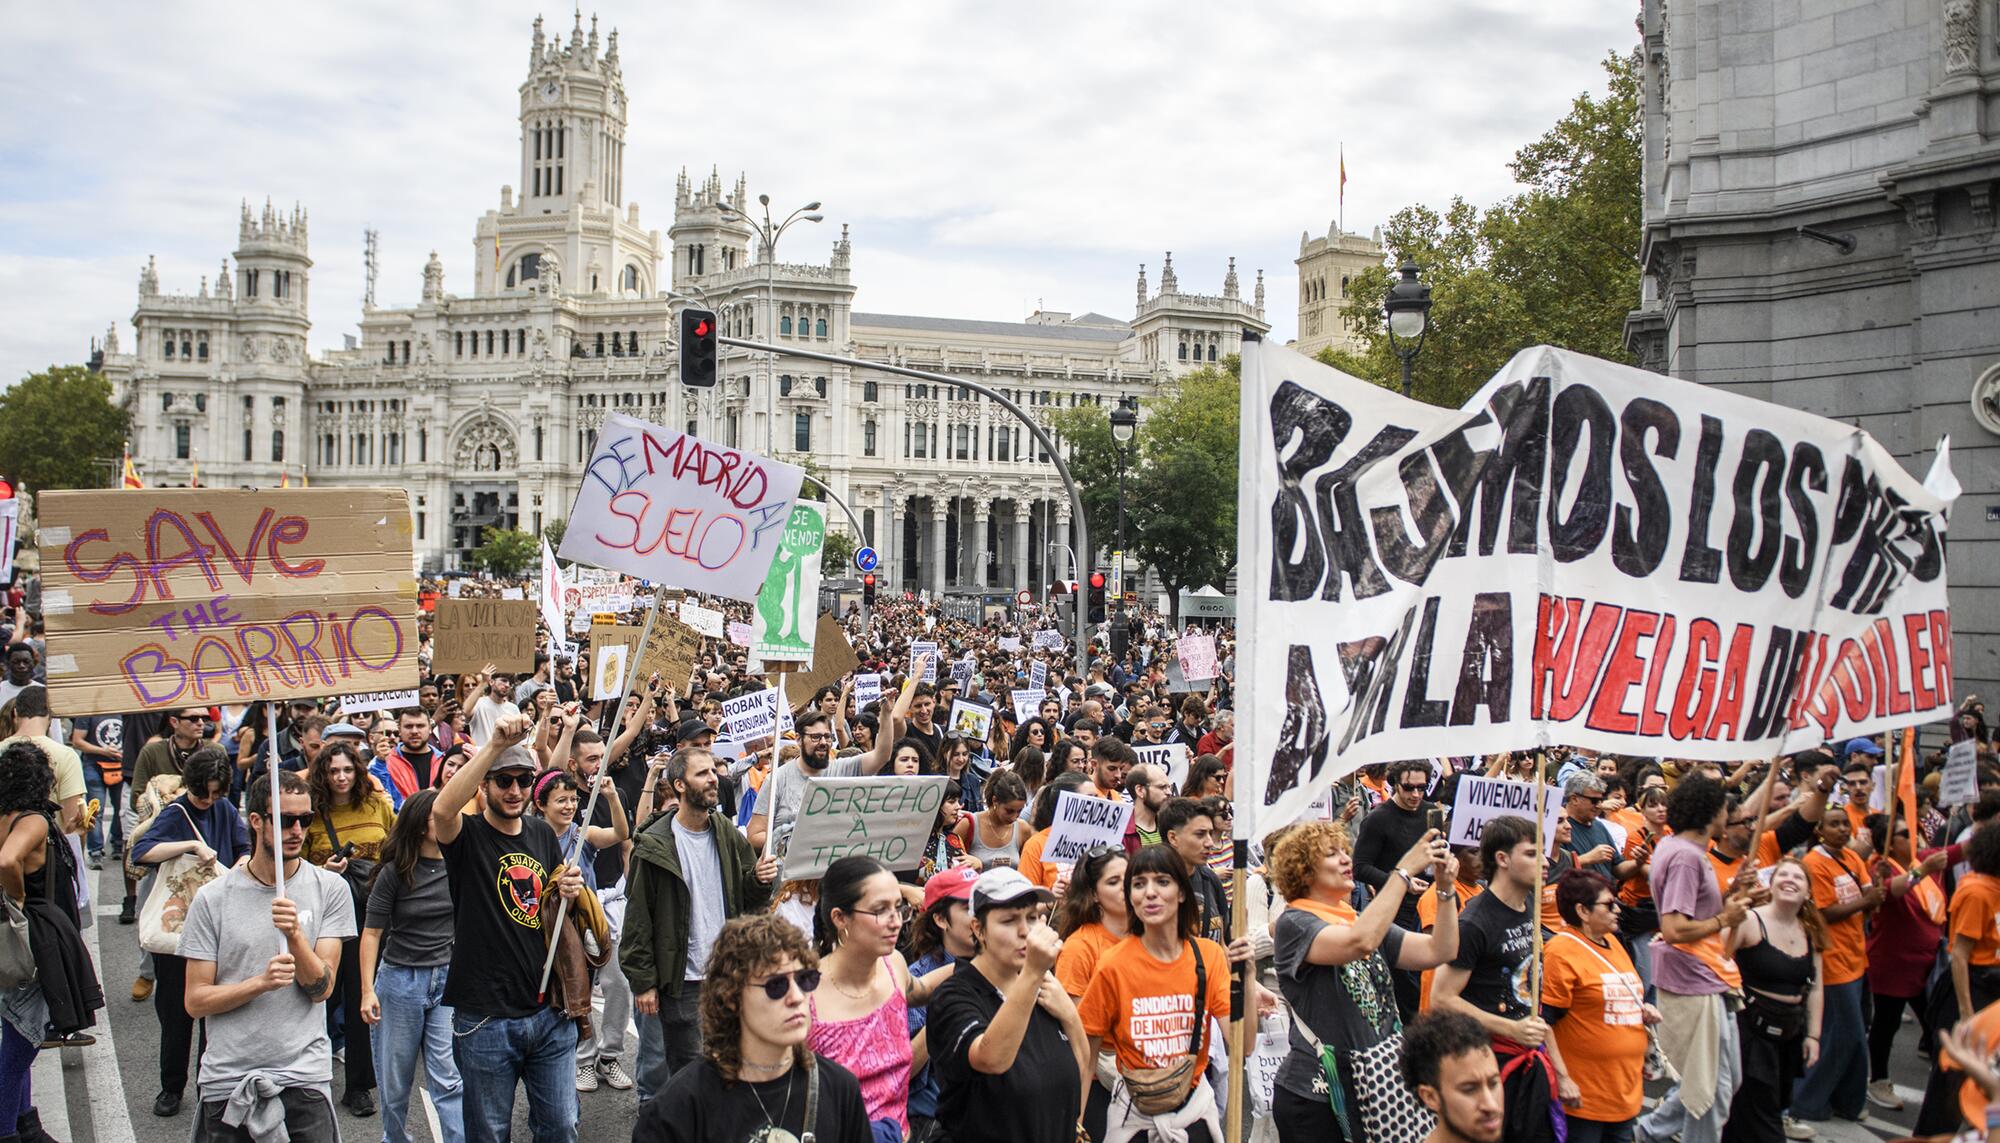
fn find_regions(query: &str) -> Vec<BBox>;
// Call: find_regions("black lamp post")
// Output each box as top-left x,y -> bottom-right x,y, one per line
1383,261 -> 1434,398
1109,399 -> 1137,589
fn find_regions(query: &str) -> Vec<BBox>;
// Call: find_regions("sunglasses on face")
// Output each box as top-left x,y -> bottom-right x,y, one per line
751,968 -> 822,1001
488,772 -> 534,790
1398,783 -> 1427,794
257,811 -> 313,830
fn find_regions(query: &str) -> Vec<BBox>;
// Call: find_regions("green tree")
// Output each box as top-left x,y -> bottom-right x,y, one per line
1129,360 -> 1240,624
0,365 -> 130,491
1321,51 -> 1641,406
820,528 -> 857,574
1046,404 -> 1124,559
540,518 -> 567,550
471,527 -> 539,578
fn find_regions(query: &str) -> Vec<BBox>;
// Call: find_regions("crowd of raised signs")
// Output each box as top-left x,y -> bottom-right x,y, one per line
11,576 -> 2000,1143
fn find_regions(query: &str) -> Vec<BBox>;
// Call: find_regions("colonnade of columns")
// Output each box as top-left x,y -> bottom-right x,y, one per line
871,485 -> 1075,596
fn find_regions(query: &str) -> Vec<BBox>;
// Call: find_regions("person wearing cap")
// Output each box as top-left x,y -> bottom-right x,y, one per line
906,867 -> 981,1141
926,866 -> 1086,1143
430,712 -> 585,1143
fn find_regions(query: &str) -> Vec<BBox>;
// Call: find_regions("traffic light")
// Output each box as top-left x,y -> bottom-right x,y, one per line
679,308 -> 718,388
0,477 -> 13,501
1087,570 -> 1107,624
862,573 -> 877,607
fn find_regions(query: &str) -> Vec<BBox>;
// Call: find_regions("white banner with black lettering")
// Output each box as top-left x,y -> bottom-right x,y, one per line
1234,340 -> 1958,839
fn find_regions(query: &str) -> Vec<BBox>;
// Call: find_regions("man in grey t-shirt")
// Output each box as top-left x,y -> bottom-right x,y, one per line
746,709 -> 891,858
178,771 -> 356,1139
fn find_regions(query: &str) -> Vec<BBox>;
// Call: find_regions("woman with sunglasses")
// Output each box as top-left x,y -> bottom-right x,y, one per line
633,914 -> 872,1143
1055,845 -> 1128,1137
810,856 -> 957,1143
929,867 -> 1087,1143
303,739 -> 398,1114
131,748 -> 245,1118
1540,870 -> 1658,1143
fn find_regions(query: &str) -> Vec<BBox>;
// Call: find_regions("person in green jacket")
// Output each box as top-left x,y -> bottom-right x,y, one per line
622,746 -> 777,1103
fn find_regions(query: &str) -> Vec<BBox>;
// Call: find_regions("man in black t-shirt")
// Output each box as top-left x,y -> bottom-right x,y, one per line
432,712 -> 583,1143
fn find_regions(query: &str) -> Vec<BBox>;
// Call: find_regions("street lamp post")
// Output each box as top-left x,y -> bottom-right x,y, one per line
1383,261 -> 1434,399
715,195 -> 824,454
1109,398 -> 1137,615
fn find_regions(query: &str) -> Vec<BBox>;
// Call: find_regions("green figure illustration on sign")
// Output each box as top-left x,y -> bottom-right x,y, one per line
752,501 -> 826,662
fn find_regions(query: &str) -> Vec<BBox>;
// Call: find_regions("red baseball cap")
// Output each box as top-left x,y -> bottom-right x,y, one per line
922,866 -> 979,913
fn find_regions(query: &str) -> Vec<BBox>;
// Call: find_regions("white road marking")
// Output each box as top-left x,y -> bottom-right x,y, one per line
79,881 -> 140,1143
30,1048 -> 72,1141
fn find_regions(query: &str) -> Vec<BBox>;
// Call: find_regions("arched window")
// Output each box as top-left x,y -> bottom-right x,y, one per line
780,315 -> 792,336
779,375 -> 794,396
518,253 -> 540,283
1177,341 -> 1188,361
629,330 -> 639,355
1340,276 -> 1349,296
1208,343 -> 1218,362
814,376 -> 827,397
623,265 -> 639,293
271,430 -> 284,462
815,317 -> 828,338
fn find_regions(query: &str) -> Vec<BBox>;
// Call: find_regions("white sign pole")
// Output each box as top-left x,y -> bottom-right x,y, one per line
268,704 -> 285,909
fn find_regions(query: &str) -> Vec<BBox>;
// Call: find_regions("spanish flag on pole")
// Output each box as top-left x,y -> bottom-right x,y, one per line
121,446 -> 144,489
280,470 -> 289,488
189,455 -> 200,488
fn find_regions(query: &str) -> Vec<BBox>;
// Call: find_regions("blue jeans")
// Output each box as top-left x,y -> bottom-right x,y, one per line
1791,978 -> 1866,1120
371,964 -> 463,1143
452,1006 -> 577,1143
634,987 -> 702,1104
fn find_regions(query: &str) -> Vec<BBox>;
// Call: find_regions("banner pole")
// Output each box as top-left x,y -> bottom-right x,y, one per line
540,591 -> 660,1002
1530,752 -> 1547,1001
1225,850 -> 1249,1143
269,704 -> 285,908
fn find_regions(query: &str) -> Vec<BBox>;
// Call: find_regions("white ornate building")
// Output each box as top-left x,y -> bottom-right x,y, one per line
1293,222 -> 1386,358
100,12 -> 1269,593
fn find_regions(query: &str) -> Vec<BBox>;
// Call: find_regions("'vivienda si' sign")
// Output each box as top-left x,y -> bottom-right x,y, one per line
1233,342 -> 1960,839
37,488 -> 420,716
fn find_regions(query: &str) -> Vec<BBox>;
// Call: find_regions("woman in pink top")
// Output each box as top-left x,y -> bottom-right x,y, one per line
810,856 -> 957,1140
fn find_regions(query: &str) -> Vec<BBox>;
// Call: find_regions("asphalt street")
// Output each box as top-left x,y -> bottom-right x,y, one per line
36,863 -> 1942,1143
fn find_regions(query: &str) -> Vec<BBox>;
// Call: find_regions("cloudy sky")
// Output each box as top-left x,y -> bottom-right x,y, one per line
1,1 -> 1639,386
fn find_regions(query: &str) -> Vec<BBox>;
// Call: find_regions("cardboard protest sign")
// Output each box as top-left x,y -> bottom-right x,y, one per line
558,412 -> 805,600
590,623 -> 646,669
1943,739 -> 1980,806
637,615 -> 704,693
751,502 -> 826,662
1011,688 -> 1045,715
723,687 -> 779,741
1446,776 -> 1562,849
339,689 -> 419,716
910,641 -> 940,683
1136,742 -> 1192,790
432,599 -> 537,676
947,699 -> 994,742
779,616 -> 861,709
728,621 -> 753,647
1177,633 -> 1218,683
680,602 -> 724,639
34,488 -> 421,716
854,673 -> 884,712
1043,790 -> 1133,865
780,775 -> 949,880
1234,340 -> 1959,839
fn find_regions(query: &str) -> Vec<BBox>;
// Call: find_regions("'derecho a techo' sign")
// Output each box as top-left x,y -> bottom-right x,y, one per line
38,488 -> 420,716
559,413 -> 806,603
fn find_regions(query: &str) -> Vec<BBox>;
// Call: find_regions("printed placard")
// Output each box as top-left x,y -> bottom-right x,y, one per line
910,641 -> 940,683
853,673 -> 884,712
1943,738 -> 1980,806
1029,661 -> 1048,690
557,412 -> 805,600
997,636 -> 1022,653
1043,790 -> 1134,865
1011,688 -> 1045,716
951,659 -> 975,691
1446,776 -> 1563,849
36,488 -> 420,715
780,775 -> 949,880
723,687 -> 779,742
1176,633 -> 1218,683
1034,629 -> 1066,651
338,689 -> 420,716
750,501 -> 826,663
947,699 -> 994,743
1135,742 -> 1192,791
727,621 -> 753,647
433,598 -> 538,676
592,643 -> 630,700
680,602 -> 725,639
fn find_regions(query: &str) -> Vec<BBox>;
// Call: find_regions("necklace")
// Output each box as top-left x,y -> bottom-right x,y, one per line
827,968 -> 878,1002
747,1065 -> 798,1143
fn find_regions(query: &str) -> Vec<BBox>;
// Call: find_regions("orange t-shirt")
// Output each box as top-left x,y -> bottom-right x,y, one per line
1755,830 -> 1783,871
1077,935 -> 1230,1093
1018,829 -> 1058,889
1056,921 -> 1126,998
1618,828 -> 1663,907
1542,928 -> 1648,1123
1804,844 -> 1874,986
1708,847 -> 1748,895
1417,881 -> 1483,1011
1607,806 -> 1645,838
1950,873 -> 2000,967
1844,800 -> 1871,839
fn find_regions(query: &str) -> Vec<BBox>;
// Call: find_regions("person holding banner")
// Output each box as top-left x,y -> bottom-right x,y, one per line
429,714 -> 585,1143
747,666 -> 924,858
1267,819 -> 1460,1143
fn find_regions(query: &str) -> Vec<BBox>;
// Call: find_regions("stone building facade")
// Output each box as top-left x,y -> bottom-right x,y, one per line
99,13 -> 1269,594
1293,222 -> 1385,358
1625,0 -> 2000,693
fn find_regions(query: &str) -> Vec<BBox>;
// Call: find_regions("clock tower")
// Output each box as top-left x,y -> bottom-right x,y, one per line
476,11 -> 661,298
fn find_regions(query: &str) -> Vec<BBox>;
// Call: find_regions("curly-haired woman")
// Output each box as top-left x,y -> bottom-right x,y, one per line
632,913 -> 872,1143
303,739 -> 396,1115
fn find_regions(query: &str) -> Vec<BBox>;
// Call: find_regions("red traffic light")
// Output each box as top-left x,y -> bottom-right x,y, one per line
694,318 -> 712,338
0,479 -> 13,501
1088,572 -> 1106,589
863,573 -> 876,587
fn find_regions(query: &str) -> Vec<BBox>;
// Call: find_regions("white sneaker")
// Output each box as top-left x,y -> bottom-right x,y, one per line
599,1058 -> 634,1091
1866,1079 -> 1903,1110
575,1061 -> 599,1093
1782,1116 -> 1816,1139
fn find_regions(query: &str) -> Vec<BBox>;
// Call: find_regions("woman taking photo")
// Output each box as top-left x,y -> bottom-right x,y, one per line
359,789 -> 464,1143
304,738 -> 396,1115
132,749 -> 245,1118
956,769 -> 1030,871
1541,870 -> 1658,1143
633,914 -> 873,1143
929,867 -> 1089,1143
810,855 -> 956,1142
1721,856 -> 1825,1143
1078,846 -> 1231,1143
1054,845 -> 1129,1138
1267,819 -> 1458,1143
